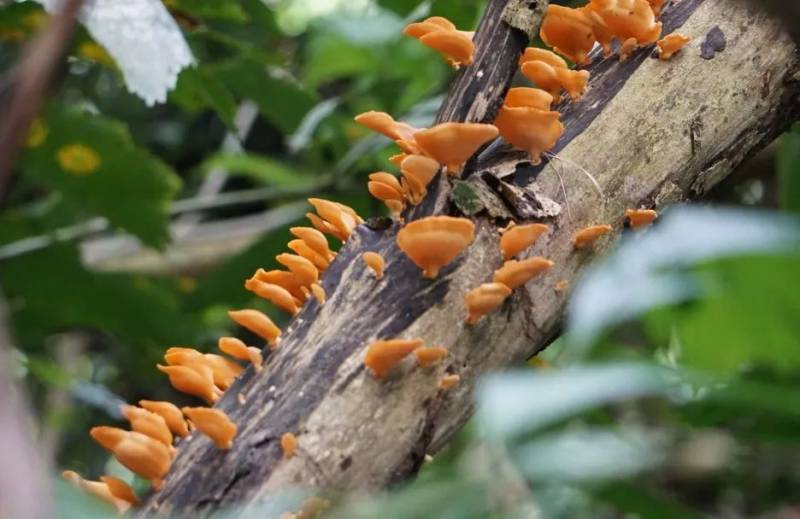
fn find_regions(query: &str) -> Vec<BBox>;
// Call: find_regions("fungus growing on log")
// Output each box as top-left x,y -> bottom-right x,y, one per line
554,279 -> 570,292
493,257 -> 554,289
588,0 -> 663,60
539,5 -> 596,66
228,309 -> 281,348
396,216 -> 476,278
307,198 -> 363,241
139,400 -> 189,437
580,5 -> 616,57
62,471 -> 137,513
89,427 -> 171,489
157,364 -> 221,404
281,432 -> 298,459
414,346 -> 449,367
253,269 -> 307,302
647,0 -> 665,17
287,239 -> 330,272
412,122 -> 499,174
218,336 -> 263,372
353,111 -> 419,144
367,172 -> 405,213
362,251 -> 385,280
495,103 -> 564,165
400,154 -> 440,204
519,50 -> 590,102
438,374 -> 460,390
364,338 -> 425,379
499,222 -> 549,260
290,226 -> 335,261
276,253 -> 319,288
163,348 -> 242,391
657,33 -> 691,60
404,16 -> 475,68
181,407 -> 237,450
465,282 -> 512,324
311,283 -> 326,304
503,86 -> 554,111
120,405 -> 173,449
244,278 -> 301,315
572,224 -> 613,249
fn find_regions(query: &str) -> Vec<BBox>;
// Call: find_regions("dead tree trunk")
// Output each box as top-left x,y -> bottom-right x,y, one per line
141,0 -> 800,515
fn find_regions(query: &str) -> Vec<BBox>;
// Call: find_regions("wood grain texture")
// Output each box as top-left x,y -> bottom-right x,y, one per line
140,0 -> 800,515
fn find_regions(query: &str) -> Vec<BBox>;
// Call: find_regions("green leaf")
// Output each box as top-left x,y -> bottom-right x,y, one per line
595,481 -> 701,519
198,152 -> 314,187
165,0 -> 248,22
170,66 -> 238,127
304,34 -> 379,88
20,107 -> 181,248
778,127 -> 800,213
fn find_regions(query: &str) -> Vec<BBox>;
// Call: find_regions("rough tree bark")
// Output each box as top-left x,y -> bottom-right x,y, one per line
141,0 -> 800,515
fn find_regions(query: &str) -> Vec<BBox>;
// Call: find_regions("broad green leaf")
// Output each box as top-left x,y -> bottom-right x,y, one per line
165,0 -> 248,22
20,107 -> 181,248
778,127 -> 800,213
170,66 -> 238,127
304,34 -> 379,88
595,481 -> 701,519
198,152 -> 314,187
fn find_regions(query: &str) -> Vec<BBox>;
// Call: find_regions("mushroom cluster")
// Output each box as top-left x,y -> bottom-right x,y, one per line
364,338 -> 450,381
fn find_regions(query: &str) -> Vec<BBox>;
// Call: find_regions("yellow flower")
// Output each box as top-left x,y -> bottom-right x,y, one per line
77,42 -> 115,68
57,144 -> 101,176
26,118 -> 48,148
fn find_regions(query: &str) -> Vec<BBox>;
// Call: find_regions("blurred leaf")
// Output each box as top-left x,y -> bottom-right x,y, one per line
595,481 -> 701,519
475,364 -> 672,439
166,0 -> 248,21
198,152 -> 314,187
55,479 -> 117,519
321,7 -> 404,46
20,107 -> 181,248
778,127 -> 800,213
170,66 -> 238,127
304,34 -> 379,88
288,97 -> 340,153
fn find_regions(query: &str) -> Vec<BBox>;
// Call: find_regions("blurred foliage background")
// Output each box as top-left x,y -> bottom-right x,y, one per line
0,0 -> 798,517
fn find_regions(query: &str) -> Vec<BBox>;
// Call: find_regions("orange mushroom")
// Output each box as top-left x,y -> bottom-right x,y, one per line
656,33 -> 691,60
504,86 -> 555,111
414,346 -> 449,367
554,279 -> 570,292
62,471 -> 136,513
494,105 -> 564,165
413,122 -> 499,174
218,336 -> 263,372
287,239 -> 330,272
403,16 -> 456,38
419,30 -> 475,68
465,282 -> 512,324
368,172 -> 405,206
493,257 -> 554,289
353,111 -> 420,143
364,338 -> 425,378
647,0 -> 665,16
164,348 -> 242,391
396,216 -> 476,278
307,198 -> 363,242
120,405 -> 173,449
438,374 -> 460,390
290,226 -> 335,261
307,211 -> 348,242
588,0 -> 662,60
90,427 -> 171,489
253,269 -> 307,302
281,432 -> 298,459
244,278 -> 301,315
625,208 -> 658,229
362,251 -> 385,280
310,283 -> 326,304
276,253 -> 319,288
539,5 -> 596,66
400,154 -> 440,204
572,224 -> 613,249
580,5 -> 616,57
182,407 -> 237,450
139,400 -> 190,437
499,222 -> 549,260
519,50 -> 591,102
228,309 -> 281,349
157,364 -> 221,404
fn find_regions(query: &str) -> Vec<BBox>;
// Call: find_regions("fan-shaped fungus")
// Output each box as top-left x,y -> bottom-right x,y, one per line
413,123 -> 499,174
228,309 -> 281,348
157,364 -> 221,404
419,30 -> 475,68
414,346 -> 449,367
403,15 -> 456,38
311,283 -> 326,304
647,0 -> 665,16
276,253 -> 319,288
307,198 -> 363,241
139,400 -> 189,437
164,348 -> 242,391
244,278 -> 301,315
90,427 -> 171,489
539,5 -> 596,66
62,471 -> 136,513
181,407 -> 237,450
499,222 -> 549,260
518,50 -> 590,102
400,154 -> 440,203
120,405 -> 173,448
572,224 -> 613,249
493,257 -> 554,289
281,432 -> 298,458
307,212 -> 348,242
580,5 -> 616,57
625,208 -> 658,229
219,336 -> 263,372
588,0 -> 662,60
362,251 -> 385,280
438,374 -> 460,390
353,111 -> 419,143
290,226 -> 334,261
364,338 -> 425,379
465,283 -> 512,324
396,216 -> 476,278
287,240 -> 330,272
504,87 -> 554,111
656,33 -> 691,60
494,105 -> 564,165
254,269 -> 307,302
102,476 -> 138,508
368,172 -> 405,214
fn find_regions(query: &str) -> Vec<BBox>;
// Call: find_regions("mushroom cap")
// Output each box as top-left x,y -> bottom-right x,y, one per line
625,208 -> 658,229
438,374 -> 460,390
218,336 -> 263,371
364,338 -> 425,378
588,0 -> 662,44
276,253 -> 319,287
92,428 -> 171,483
572,224 -> 613,248
310,282 -> 326,304
368,172 -> 403,195
182,407 -> 237,450
500,222 -> 549,259
647,0 -> 665,16
227,309 -> 281,347
281,432 -> 298,458
101,476 -> 138,506
353,111 -> 419,142
413,122 -> 499,173
396,216 -> 476,278
520,61 -> 564,100
419,30 -> 475,67
308,198 -> 362,240
555,67 -> 591,101
656,33 -> 691,60
120,405 -> 173,447
62,471 -> 132,513
539,5 -> 596,66
403,16 -> 456,38
306,212 -> 348,242
368,178 -> 404,203
493,257 -> 554,289
290,226 -> 333,260
504,87 -> 555,111
362,251 -> 385,280
519,47 -> 568,68
400,154 -> 440,203
465,282 -> 512,324
162,349 -> 242,391
90,426 -> 126,451
388,153 -> 408,167
495,105 -> 564,165
157,364 -> 220,404
580,5 -> 616,56
414,346 -> 449,367
139,400 -> 190,437
253,269 -> 307,302
287,239 -> 330,272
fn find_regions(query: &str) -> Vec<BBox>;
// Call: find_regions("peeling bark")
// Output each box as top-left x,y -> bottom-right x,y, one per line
140,0 -> 800,515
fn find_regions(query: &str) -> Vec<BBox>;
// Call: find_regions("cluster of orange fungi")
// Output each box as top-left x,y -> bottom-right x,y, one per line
65,6 -> 675,513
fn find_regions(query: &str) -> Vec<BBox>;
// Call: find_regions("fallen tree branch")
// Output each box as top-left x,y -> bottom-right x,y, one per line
140,0 -> 800,515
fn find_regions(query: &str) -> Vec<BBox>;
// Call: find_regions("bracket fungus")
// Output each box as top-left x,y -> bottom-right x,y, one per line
438,374 -> 460,391
276,253 -> 319,288
120,405 -> 173,449
281,432 -> 298,459
657,33 -> 691,60
465,282 -> 512,325
519,50 -> 590,102
499,222 -> 549,260
157,364 -> 222,404
367,172 -> 405,213
290,226 -> 335,261
244,278 -> 301,315
228,309 -> 281,349
588,0 -> 662,60
493,257 -> 554,289
362,251 -> 385,280
163,348 -> 242,391
62,471 -> 137,514
647,0 -> 665,17
401,154 -> 440,204
218,336 -> 263,372
396,216 -> 476,278
572,224 -> 613,249
364,338 -> 425,379
625,208 -> 658,229
182,407 -> 237,450
495,102 -> 564,166
139,400 -> 189,437
413,122 -> 499,174
254,269 -> 307,302
307,198 -> 363,242
90,427 -> 172,489
504,87 -> 554,111
540,5 -> 596,66
414,346 -> 449,368
287,239 -> 330,272
404,16 -> 475,68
